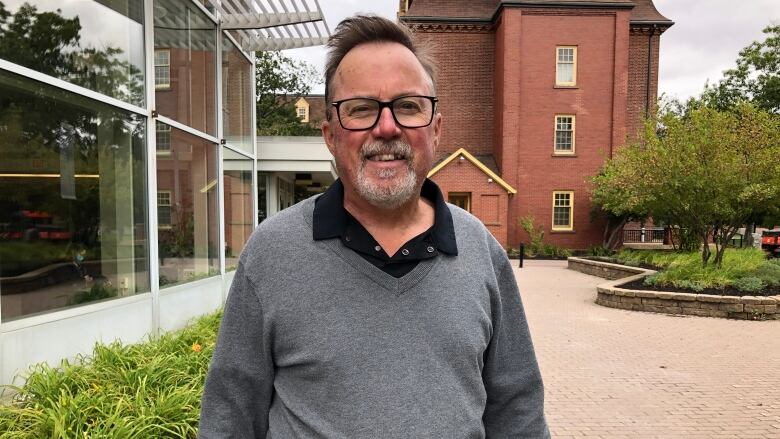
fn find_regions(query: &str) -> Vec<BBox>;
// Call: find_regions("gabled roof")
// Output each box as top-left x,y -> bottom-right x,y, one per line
428,148 -> 517,194
403,0 -> 672,26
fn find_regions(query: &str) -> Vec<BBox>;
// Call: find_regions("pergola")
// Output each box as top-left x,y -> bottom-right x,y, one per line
204,0 -> 331,51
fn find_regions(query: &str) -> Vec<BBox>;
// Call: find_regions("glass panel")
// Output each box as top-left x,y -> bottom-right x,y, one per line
156,123 -> 219,287
154,0 -> 216,135
0,0 -> 145,106
0,69 -> 149,321
556,63 -> 573,84
223,148 -> 253,271
222,35 -> 253,154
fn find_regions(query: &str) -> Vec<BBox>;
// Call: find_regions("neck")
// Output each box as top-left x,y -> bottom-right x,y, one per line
342,184 -> 435,257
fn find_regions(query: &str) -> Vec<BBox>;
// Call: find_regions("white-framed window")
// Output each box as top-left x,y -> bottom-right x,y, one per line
554,115 -> 575,153
154,49 -> 170,89
155,121 -> 171,154
556,46 -> 577,86
552,191 -> 574,231
157,191 -> 172,227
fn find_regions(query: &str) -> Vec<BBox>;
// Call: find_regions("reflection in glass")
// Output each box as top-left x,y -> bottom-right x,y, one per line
223,149 -> 253,270
0,0 -> 145,106
155,123 -> 219,287
154,0 -> 217,135
222,35 -> 253,154
0,70 -> 149,321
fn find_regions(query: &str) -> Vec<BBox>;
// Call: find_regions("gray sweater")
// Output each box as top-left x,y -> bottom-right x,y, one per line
199,197 -> 549,438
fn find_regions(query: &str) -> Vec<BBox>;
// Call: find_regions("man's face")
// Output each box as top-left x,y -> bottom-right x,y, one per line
322,42 -> 441,210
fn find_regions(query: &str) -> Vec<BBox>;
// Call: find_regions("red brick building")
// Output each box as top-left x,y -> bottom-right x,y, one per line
399,0 -> 672,250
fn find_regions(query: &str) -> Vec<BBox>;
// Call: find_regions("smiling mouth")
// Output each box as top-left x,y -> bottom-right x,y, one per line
366,153 -> 407,162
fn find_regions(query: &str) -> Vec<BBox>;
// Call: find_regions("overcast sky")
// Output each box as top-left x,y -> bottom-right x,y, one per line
285,0 -> 779,101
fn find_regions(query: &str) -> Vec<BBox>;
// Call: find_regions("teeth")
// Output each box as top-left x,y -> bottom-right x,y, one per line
370,154 -> 397,161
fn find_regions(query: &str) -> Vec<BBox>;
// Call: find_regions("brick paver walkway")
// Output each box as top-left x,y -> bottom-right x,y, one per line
516,260 -> 780,438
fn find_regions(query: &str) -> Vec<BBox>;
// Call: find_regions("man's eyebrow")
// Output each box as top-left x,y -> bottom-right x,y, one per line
345,92 -> 429,101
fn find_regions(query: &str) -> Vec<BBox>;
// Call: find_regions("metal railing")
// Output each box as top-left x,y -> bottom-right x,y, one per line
623,228 -> 665,243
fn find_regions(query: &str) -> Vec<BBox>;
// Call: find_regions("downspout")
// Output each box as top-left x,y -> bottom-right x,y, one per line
644,24 -> 657,116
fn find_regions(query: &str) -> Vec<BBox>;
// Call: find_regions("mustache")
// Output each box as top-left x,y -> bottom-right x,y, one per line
360,140 -> 412,160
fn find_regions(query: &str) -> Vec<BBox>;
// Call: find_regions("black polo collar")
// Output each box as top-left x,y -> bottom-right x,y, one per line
313,178 -> 458,255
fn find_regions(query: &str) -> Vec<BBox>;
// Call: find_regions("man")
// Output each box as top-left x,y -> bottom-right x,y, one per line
199,15 -> 549,438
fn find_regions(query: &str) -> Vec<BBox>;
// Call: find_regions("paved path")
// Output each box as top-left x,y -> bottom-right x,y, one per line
516,260 -> 780,438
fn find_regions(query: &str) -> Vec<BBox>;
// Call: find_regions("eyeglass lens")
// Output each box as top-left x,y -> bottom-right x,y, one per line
338,97 -> 434,130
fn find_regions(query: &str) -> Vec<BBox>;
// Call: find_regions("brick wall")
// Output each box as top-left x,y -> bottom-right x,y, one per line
430,158 -> 511,247
416,29 -> 495,156
626,29 -> 661,143
504,10 -> 626,249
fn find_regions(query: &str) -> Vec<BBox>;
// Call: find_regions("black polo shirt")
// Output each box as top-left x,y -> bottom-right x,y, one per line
313,178 -> 458,278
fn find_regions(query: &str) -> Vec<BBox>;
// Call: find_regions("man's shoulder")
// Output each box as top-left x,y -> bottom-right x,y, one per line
242,197 -> 317,258
445,202 -> 509,266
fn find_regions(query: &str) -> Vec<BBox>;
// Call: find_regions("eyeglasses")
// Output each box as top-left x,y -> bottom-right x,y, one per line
331,95 -> 438,131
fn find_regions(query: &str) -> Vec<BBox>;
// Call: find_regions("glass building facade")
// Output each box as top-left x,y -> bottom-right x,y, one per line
0,0 -> 255,322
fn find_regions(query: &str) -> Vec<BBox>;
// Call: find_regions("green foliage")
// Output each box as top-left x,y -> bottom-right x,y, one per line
255,51 -> 322,136
701,25 -> 780,114
0,311 -> 223,438
67,281 -> 118,306
518,215 -> 571,258
732,276 -> 765,293
614,248 -> 775,291
586,245 -> 613,257
592,104 -> 780,268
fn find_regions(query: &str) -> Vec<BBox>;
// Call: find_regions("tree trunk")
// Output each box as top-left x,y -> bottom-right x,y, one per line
604,217 -> 627,250
701,231 -> 711,267
745,223 -> 755,248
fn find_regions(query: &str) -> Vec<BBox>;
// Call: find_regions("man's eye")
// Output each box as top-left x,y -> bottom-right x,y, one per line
347,105 -> 374,117
395,100 -> 422,112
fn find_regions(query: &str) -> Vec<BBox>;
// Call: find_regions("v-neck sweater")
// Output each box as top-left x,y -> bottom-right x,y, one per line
199,196 -> 550,438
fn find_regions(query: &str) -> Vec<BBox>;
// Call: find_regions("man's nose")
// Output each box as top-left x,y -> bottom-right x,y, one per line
372,106 -> 401,138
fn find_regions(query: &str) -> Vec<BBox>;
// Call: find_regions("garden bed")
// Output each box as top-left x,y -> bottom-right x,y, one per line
569,255 -> 780,320
618,277 -> 780,297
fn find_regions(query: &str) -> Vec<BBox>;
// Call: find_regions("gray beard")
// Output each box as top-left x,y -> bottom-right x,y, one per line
354,140 -> 419,210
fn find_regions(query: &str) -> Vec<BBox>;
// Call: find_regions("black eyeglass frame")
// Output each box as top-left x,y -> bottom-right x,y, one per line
330,95 -> 439,131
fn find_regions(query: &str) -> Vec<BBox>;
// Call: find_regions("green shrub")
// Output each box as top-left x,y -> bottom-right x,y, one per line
519,215 -> 545,257
586,245 -> 613,257
614,248 -> 772,292
732,277 -> 765,293
0,311 -> 223,438
675,280 -> 705,292
643,274 -> 658,286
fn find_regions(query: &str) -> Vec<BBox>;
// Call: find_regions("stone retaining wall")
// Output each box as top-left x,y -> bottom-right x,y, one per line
568,257 -> 780,320
567,257 -> 651,280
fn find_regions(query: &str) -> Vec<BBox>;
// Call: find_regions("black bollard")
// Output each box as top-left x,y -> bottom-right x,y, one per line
519,243 -> 524,268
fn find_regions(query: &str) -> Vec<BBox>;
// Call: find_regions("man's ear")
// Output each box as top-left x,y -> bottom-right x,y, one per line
322,119 -> 337,156
432,112 -> 442,151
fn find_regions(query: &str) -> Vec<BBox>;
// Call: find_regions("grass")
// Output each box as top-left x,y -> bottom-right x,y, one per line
0,311 -> 222,438
611,248 -> 780,292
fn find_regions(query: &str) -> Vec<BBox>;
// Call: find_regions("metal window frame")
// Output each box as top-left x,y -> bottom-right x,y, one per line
0,0 -> 326,340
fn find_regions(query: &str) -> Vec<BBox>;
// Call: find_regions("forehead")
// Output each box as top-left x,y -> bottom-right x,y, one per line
332,42 -> 432,99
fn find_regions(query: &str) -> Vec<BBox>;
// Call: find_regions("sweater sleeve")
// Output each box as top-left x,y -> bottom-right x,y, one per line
198,261 -> 274,438
482,259 -> 550,438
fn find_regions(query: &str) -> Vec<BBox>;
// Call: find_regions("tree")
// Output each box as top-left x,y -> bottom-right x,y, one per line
255,51 -> 322,136
702,25 -> 780,113
592,104 -> 780,268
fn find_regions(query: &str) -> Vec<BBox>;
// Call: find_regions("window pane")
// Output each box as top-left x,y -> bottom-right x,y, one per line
0,0 -> 145,106
0,69 -> 149,321
154,0 -> 217,135
556,63 -> 573,84
222,35 -> 253,154
223,148 -> 253,271
156,123 -> 219,287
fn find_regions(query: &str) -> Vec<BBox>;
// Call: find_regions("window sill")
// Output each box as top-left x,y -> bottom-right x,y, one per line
550,229 -> 576,234
552,153 -> 577,157
554,85 -> 578,89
